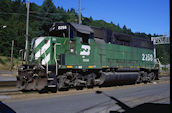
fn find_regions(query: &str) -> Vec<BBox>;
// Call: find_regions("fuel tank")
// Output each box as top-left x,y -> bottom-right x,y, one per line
99,72 -> 139,86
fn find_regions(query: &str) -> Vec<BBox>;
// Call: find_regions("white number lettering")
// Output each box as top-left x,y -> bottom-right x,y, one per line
142,54 -> 145,61
58,25 -> 67,30
142,53 -> 153,61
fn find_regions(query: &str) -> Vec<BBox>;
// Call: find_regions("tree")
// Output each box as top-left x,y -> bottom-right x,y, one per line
39,0 -> 57,36
123,25 -> 127,31
0,0 -> 167,59
67,8 -> 78,23
156,45 -> 170,64
0,0 -> 11,19
56,7 -> 68,22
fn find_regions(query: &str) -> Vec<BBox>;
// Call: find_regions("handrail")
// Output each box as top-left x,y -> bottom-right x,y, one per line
54,43 -> 61,75
19,49 -> 24,65
43,51 -> 48,74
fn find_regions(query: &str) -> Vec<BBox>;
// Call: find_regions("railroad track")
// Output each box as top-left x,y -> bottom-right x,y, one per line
0,76 -> 169,96
0,81 -> 20,95
0,81 -> 16,87
0,89 -> 22,95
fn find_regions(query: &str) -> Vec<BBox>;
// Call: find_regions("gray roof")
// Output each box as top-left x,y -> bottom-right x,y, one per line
70,23 -> 94,34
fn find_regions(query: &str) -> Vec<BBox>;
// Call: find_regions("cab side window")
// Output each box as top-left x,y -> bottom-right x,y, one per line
77,32 -> 91,45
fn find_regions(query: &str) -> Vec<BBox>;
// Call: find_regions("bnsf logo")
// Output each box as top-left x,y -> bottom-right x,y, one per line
80,45 -> 91,56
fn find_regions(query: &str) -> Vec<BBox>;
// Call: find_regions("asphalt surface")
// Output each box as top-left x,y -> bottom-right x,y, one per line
0,70 -> 16,82
0,70 -> 13,74
0,76 -> 16,82
2,79 -> 170,113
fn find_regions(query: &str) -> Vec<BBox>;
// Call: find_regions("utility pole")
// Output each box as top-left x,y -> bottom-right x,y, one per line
79,0 -> 81,24
10,40 -> 14,70
25,0 -> 30,63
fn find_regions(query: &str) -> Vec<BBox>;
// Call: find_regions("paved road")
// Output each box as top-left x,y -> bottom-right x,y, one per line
3,80 -> 170,113
0,76 -> 16,82
0,70 -> 16,82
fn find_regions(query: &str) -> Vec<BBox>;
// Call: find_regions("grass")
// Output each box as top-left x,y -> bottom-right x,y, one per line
0,56 -> 22,70
160,71 -> 170,76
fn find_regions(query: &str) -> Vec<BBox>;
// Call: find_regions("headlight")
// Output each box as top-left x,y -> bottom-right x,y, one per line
19,66 -> 25,70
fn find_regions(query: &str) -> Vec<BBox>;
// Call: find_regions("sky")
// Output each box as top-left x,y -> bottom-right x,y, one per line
29,0 -> 170,36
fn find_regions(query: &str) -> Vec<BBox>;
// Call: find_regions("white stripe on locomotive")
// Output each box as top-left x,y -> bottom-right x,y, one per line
42,53 -> 50,65
35,39 -> 50,60
34,37 -> 45,48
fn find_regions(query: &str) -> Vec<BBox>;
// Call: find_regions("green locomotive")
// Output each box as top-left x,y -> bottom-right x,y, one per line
17,23 -> 159,92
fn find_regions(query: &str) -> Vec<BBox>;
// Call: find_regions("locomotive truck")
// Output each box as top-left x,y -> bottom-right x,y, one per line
16,23 -> 159,92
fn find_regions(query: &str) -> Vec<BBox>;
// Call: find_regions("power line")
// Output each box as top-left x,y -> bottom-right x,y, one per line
0,12 -> 26,16
0,12 -> 51,21
30,11 -> 78,16
0,11 -> 78,16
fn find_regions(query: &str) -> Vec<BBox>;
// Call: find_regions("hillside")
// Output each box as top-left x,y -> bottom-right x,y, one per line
0,0 -> 169,65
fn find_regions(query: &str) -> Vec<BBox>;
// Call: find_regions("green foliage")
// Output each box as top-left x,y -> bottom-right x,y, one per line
66,8 -> 78,23
0,0 -> 11,19
39,0 -> 57,35
156,44 -> 170,64
0,0 -> 169,65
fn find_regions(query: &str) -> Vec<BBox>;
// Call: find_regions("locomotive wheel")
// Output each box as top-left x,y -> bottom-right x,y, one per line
50,87 -> 57,93
76,86 -> 83,90
57,76 -> 68,91
86,73 -> 95,88
135,74 -> 142,84
142,72 -> 148,83
57,84 -> 68,91
73,73 -> 85,89
148,72 -> 155,82
74,79 -> 84,90
86,78 -> 94,88
38,88 -> 48,93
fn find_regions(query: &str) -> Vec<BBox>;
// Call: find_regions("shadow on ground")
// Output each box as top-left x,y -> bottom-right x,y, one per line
0,101 -> 16,113
0,91 -> 170,113
95,91 -> 170,113
111,103 -> 170,113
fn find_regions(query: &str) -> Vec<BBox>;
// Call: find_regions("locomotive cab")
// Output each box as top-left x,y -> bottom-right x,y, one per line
23,23 -> 94,66
49,22 -> 94,43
